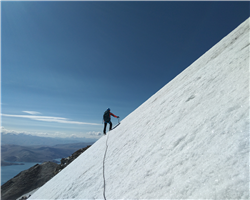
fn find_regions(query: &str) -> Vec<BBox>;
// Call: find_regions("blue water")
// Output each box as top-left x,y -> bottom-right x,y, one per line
1,162 -> 41,185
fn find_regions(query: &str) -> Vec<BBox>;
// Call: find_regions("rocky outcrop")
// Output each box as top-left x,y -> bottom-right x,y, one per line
55,145 -> 91,174
1,161 -> 58,200
1,145 -> 92,200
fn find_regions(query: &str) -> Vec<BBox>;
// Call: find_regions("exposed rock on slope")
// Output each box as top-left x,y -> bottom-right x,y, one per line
1,161 -> 58,200
1,145 -> 91,200
55,145 -> 91,174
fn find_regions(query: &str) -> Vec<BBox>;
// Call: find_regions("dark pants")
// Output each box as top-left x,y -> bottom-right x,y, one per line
103,121 -> 112,134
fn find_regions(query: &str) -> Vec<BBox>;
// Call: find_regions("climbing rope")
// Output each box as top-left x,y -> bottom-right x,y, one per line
103,132 -> 109,200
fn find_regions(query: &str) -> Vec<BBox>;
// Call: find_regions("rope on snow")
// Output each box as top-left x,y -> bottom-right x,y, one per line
103,132 -> 109,200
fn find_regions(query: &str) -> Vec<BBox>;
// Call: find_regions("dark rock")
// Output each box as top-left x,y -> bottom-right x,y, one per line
1,145 -> 92,200
1,161 -> 58,200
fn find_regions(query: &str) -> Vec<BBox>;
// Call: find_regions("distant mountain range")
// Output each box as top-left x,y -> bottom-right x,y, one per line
1,143 -> 93,165
1,132 -> 97,146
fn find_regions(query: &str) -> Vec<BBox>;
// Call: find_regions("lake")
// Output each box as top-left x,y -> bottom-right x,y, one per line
1,162 -> 41,185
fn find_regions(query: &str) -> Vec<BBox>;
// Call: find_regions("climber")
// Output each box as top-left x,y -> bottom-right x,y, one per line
103,108 -> 119,135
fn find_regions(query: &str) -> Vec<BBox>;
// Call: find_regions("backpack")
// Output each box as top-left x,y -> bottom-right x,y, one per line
103,110 -> 110,122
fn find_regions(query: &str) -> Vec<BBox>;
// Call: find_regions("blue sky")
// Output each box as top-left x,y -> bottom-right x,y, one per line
1,1 -> 249,139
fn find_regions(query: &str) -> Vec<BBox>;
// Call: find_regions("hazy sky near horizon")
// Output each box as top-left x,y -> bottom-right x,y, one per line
1,1 -> 249,139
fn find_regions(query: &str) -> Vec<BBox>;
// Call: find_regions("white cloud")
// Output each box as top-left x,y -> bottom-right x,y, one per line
87,131 -> 102,136
1,127 -> 100,139
1,113 -> 102,126
23,111 -> 41,115
1,126 -> 31,135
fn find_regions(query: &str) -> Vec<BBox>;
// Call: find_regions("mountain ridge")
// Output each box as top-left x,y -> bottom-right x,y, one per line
2,145 -> 91,200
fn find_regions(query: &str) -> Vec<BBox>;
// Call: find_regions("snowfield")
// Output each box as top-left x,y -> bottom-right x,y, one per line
29,18 -> 249,199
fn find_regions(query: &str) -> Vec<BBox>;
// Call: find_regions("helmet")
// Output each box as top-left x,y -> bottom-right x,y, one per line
107,108 -> 110,111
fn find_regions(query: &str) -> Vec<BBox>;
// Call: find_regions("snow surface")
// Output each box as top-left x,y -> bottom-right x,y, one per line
29,18 -> 249,200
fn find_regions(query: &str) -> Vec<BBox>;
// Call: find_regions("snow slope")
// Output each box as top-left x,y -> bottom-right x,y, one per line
29,18 -> 249,199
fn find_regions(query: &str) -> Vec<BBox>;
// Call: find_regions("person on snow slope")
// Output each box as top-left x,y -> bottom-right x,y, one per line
103,108 -> 119,135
